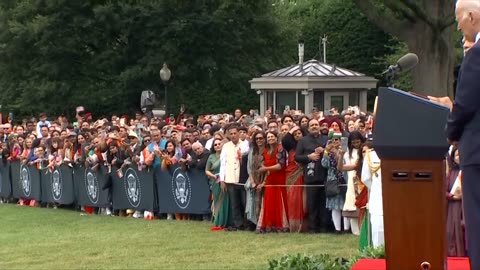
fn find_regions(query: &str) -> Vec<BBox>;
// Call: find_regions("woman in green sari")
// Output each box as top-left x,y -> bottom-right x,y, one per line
205,138 -> 231,231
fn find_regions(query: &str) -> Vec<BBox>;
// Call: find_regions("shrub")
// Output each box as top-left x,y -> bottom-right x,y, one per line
268,254 -> 350,270
268,246 -> 385,270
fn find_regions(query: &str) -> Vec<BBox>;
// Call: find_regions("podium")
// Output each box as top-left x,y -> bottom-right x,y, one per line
373,87 -> 450,270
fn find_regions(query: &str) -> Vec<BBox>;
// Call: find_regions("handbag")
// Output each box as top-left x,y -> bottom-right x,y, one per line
325,179 -> 340,197
342,209 -> 360,218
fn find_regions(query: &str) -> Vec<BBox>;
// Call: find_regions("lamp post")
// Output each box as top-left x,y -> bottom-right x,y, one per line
159,63 -> 171,114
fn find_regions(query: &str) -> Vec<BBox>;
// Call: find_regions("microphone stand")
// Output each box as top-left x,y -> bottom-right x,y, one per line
383,66 -> 397,88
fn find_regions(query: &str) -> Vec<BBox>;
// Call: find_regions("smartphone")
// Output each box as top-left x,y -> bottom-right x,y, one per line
136,123 -> 144,129
166,130 -> 172,137
341,137 -> 348,152
119,118 -> 125,126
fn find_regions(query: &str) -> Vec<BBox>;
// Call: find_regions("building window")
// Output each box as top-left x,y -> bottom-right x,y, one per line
330,95 -> 345,112
349,90 -> 359,107
266,91 -> 274,113
275,91 -> 296,114
297,92 -> 305,113
313,90 -> 324,112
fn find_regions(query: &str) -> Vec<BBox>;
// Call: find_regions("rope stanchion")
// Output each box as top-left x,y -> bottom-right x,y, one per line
229,182 -> 347,187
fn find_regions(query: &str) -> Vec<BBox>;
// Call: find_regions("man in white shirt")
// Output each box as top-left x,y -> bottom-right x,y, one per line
219,124 -> 249,230
36,112 -> 51,139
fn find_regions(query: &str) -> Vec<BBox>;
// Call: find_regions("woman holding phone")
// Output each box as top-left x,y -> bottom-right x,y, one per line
322,131 -> 347,234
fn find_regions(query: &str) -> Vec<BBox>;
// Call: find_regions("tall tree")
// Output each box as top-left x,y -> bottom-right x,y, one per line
276,0 -> 397,109
0,0 -> 291,119
354,0 -> 457,97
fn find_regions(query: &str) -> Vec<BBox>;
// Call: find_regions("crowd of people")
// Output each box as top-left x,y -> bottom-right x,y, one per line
0,103 -> 467,254
0,105 -> 388,250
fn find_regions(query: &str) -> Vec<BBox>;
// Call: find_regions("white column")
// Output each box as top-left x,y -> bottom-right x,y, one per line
259,90 -> 265,115
359,90 -> 368,112
295,91 -> 299,110
305,90 -> 314,115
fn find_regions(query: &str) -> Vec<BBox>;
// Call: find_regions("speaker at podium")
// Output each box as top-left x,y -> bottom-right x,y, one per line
373,87 -> 450,270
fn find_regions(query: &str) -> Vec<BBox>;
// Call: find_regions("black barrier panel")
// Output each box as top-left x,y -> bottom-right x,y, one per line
111,165 -> 154,211
40,167 -> 49,203
11,163 -> 41,200
0,162 -> 12,197
11,161 -> 21,198
74,165 -> 110,208
40,165 -> 75,205
156,165 -> 211,214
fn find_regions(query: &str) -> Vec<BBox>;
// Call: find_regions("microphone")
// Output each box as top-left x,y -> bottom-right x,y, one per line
382,53 -> 419,76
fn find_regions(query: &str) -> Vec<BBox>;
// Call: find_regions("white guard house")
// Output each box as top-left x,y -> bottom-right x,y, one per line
249,43 -> 378,115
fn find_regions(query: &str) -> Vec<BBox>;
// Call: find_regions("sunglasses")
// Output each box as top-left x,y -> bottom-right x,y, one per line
332,138 -> 340,141
214,143 -> 222,146
144,139 -> 151,142
187,125 -> 194,128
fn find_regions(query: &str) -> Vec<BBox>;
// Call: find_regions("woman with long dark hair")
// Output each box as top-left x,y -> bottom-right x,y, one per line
161,140 -> 186,220
256,131 -> 289,233
282,126 -> 307,232
338,131 -> 366,235
298,116 -> 310,134
205,138 -> 231,230
446,145 -> 465,256
245,131 -> 266,226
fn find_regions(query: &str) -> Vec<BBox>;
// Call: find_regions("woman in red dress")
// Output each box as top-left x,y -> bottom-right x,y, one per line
256,131 -> 289,233
282,126 -> 307,232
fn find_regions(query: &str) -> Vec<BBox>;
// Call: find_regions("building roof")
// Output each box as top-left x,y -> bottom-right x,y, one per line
261,59 -> 364,78
250,59 -> 378,90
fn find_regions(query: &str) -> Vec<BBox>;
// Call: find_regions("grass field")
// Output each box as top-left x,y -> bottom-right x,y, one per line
0,204 -> 358,269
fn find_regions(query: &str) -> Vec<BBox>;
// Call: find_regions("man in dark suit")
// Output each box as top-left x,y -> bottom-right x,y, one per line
295,119 -> 330,233
446,1 -> 480,268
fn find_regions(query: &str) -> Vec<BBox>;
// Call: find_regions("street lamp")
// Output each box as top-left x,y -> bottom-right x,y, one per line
159,63 -> 172,114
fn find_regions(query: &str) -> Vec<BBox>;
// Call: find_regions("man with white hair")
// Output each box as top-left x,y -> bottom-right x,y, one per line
446,0 -> 480,268
188,142 -> 210,171
188,142 -> 211,221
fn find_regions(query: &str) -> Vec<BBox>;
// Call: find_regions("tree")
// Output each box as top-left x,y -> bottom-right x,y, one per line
275,0 -> 397,110
354,0 -> 457,97
0,0 -> 292,119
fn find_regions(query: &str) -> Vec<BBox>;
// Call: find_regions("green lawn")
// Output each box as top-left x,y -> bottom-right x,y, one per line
0,204 -> 358,269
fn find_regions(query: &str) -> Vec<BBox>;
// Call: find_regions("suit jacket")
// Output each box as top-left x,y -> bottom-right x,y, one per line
295,133 -> 329,184
188,149 -> 210,171
446,41 -> 480,166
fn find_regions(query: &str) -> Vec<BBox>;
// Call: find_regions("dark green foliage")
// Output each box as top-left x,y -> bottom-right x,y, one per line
0,0 -> 291,119
268,254 -> 350,270
298,0 -> 397,78
268,245 -> 385,270
275,0 -> 397,111
0,0 -> 433,119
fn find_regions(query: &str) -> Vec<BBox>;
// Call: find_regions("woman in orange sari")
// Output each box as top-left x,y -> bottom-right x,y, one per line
282,126 -> 307,232
256,131 -> 289,233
